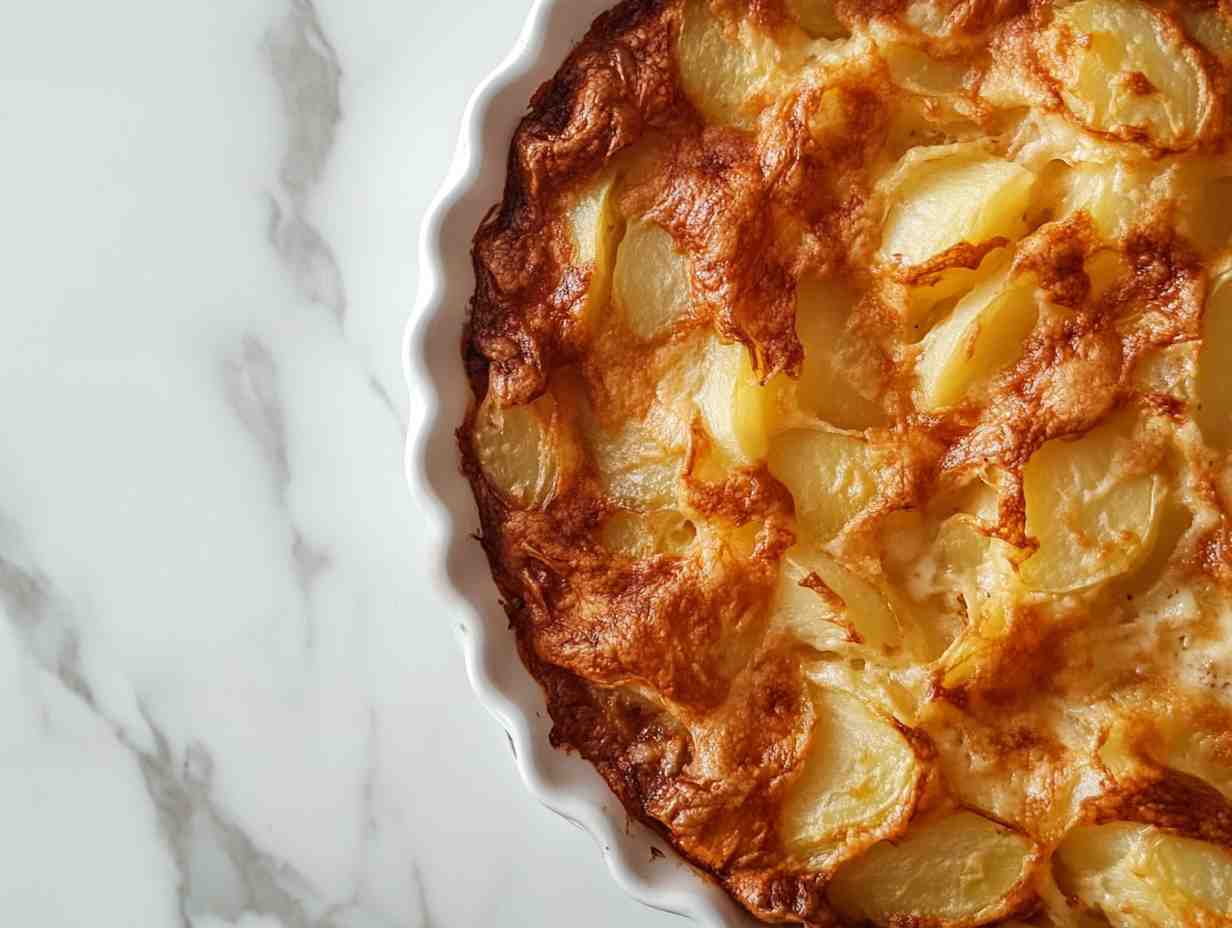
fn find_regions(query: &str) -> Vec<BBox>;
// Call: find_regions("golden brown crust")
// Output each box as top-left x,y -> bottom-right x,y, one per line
468,0 -> 684,405
460,0 -> 1232,924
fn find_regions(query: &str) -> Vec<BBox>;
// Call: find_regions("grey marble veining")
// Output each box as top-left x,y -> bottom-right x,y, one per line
0,1 -> 684,926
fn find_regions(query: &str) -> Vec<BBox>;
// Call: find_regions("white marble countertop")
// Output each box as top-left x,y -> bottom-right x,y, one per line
0,2 -> 681,925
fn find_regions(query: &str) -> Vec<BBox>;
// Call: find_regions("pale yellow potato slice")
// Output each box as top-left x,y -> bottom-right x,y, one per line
612,219 -> 692,340
917,268 -> 1039,410
599,510 -> 696,559
1021,416 -> 1160,593
931,515 -> 1025,687
1056,823 -> 1232,927
567,172 -> 621,329
828,811 -> 1038,926
677,0 -> 802,125
768,429 -> 881,543
1099,715 -> 1232,804
696,338 -> 773,463
878,145 -> 1035,269
472,392 -> 562,510
1040,0 -> 1211,149
774,545 -> 902,652
795,279 -> 888,430
1167,158 -> 1232,256
1198,274 -> 1232,451
584,416 -> 683,511
1162,732 -> 1232,805
780,687 -> 919,862
938,601 -> 1015,692
1052,160 -> 1163,242
882,43 -> 968,97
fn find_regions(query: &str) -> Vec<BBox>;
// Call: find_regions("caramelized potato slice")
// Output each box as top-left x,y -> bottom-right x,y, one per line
1099,715 -> 1232,804
1056,823 -> 1232,927
828,811 -> 1038,926
780,688 -> 919,863
796,279 -> 889,430
1182,5 -> 1232,62
1197,274 -> 1232,451
1021,415 -> 1160,593
786,0 -> 847,39
612,219 -> 692,340
567,172 -> 621,329
1040,0 -> 1211,149
697,339 -> 773,463
917,269 -> 1039,410
677,0 -> 802,125
878,146 -> 1034,270
775,545 -> 902,653
472,392 -> 562,509
768,429 -> 881,543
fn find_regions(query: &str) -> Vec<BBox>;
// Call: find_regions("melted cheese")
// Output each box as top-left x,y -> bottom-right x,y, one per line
465,0 -> 1232,924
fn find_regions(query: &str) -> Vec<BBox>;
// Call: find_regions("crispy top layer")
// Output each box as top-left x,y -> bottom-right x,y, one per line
461,0 -> 1232,924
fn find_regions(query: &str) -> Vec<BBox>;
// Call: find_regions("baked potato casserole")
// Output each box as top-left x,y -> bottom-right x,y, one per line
459,0 -> 1232,923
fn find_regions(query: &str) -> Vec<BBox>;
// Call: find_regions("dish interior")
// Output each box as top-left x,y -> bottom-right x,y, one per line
457,0 -> 1232,924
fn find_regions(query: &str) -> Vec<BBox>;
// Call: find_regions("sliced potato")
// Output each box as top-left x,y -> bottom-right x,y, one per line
584,416 -> 683,511
1173,160 -> 1232,256
786,0 -> 847,39
1182,5 -> 1232,62
780,687 -> 919,862
768,429 -> 882,543
795,279 -> 888,430
1053,160 -> 1162,242
882,43 -> 968,97
1162,731 -> 1232,805
697,338 -> 773,463
935,515 -> 1021,623
1021,416 -> 1160,593
878,145 -> 1035,270
828,811 -> 1038,926
774,545 -> 902,653
677,0 -> 802,125
473,392 -> 562,509
1198,274 -> 1232,451
1099,715 -> 1232,805
1040,0 -> 1211,149
934,516 -> 1023,688
600,510 -> 696,558
567,172 -> 621,329
612,219 -> 692,340
1056,823 -> 1232,927
917,268 -> 1039,410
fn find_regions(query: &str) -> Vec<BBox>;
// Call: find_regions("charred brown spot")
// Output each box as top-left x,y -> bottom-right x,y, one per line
895,238 -> 1009,287
1122,70 -> 1157,96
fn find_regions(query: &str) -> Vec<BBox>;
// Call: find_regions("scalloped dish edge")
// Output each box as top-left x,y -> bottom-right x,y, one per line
400,0 -> 750,924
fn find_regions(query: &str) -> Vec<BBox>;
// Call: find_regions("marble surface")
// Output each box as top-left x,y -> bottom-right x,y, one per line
0,2 -> 681,926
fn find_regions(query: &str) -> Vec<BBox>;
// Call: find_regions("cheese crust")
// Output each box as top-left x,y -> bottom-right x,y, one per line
460,1 -> 1232,924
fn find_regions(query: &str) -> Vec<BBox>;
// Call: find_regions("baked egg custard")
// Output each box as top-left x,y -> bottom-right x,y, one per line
460,0 -> 1232,923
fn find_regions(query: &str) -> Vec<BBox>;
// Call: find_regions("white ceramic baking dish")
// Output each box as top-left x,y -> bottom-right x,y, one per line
402,0 -> 753,924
